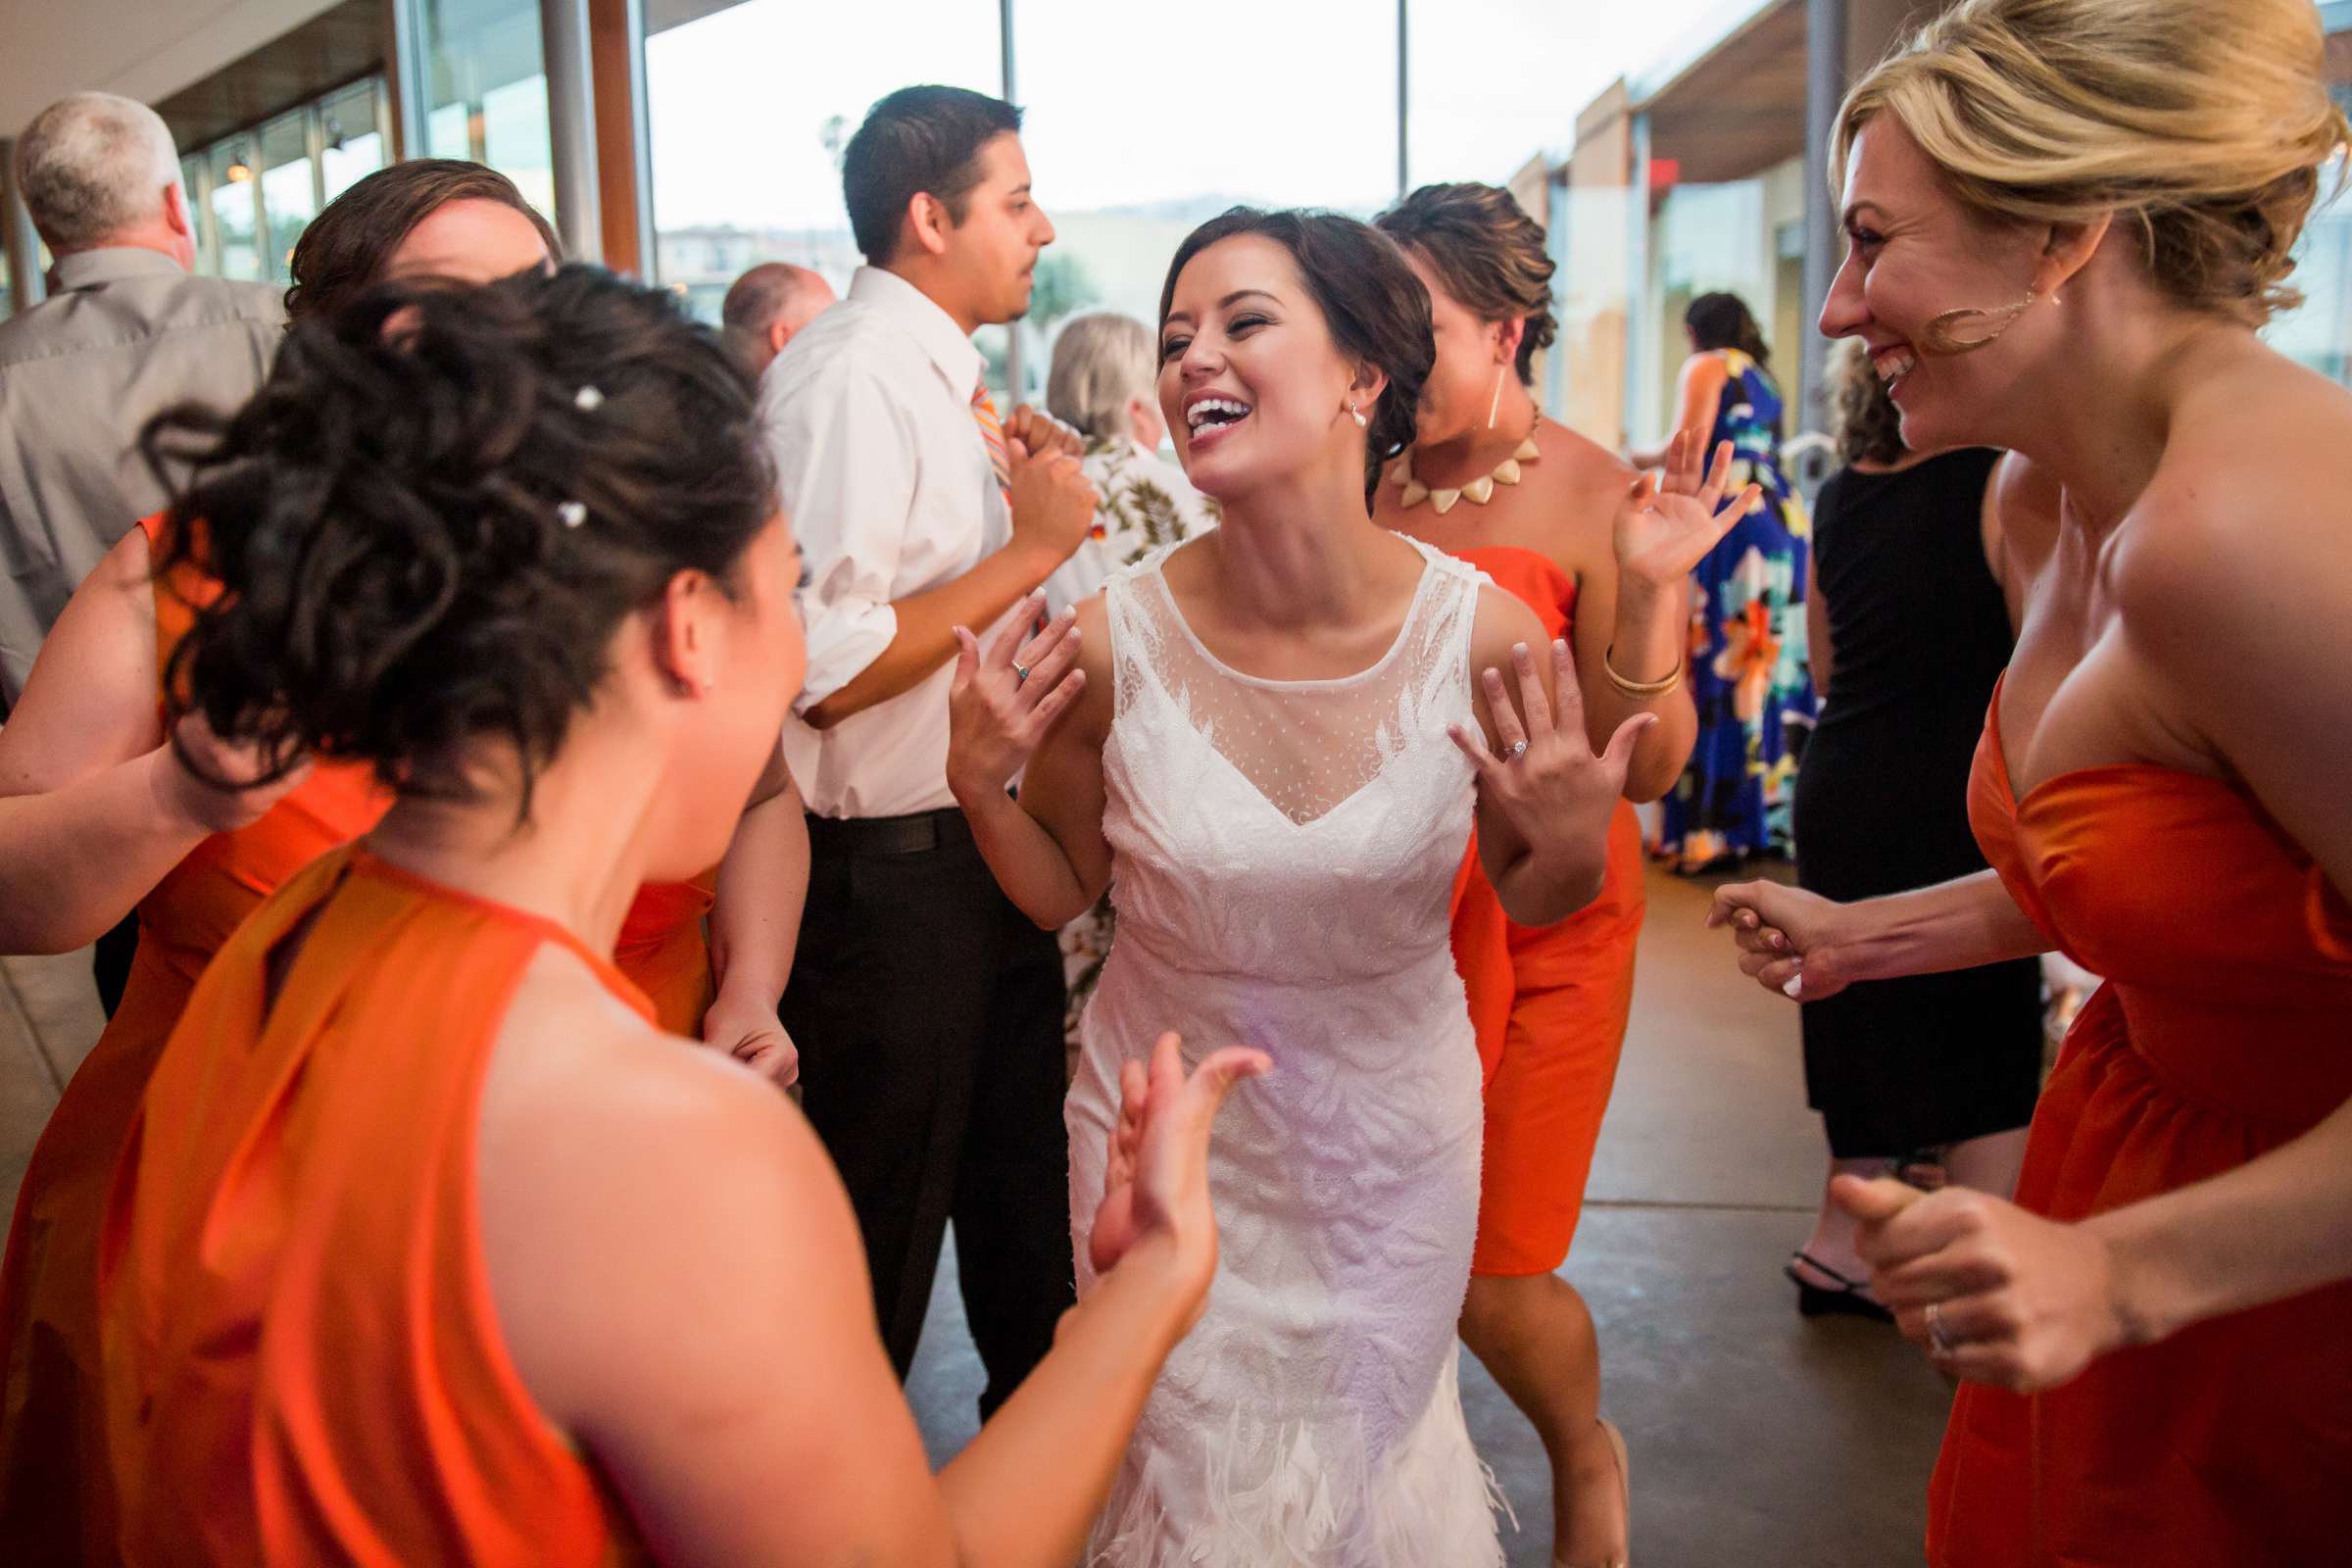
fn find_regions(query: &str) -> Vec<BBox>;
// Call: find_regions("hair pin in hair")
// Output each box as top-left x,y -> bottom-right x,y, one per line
573,385 -> 606,412
557,501 -> 589,529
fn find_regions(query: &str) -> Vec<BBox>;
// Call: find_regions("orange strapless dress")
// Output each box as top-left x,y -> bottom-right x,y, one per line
0,514 -> 712,1556
100,846 -> 649,1565
1932,682 -> 2352,1566
1447,546 -> 1646,1277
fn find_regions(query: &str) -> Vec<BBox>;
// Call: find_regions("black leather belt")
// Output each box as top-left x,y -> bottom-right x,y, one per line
806,806 -> 973,857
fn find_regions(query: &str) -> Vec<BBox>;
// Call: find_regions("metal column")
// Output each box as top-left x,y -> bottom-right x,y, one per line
1623,111 -> 1652,448
541,0 -> 604,262
1000,0 -> 1022,399
1,141 -> 46,315
1798,0 -> 1848,435
386,0 -> 431,161
612,0 -> 656,279
1396,0 -> 1409,197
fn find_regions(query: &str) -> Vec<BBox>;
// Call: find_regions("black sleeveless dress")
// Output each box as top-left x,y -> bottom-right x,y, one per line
1790,448 -> 2041,1158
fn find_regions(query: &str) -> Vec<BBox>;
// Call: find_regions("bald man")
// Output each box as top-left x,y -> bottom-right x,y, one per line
721,263 -> 835,380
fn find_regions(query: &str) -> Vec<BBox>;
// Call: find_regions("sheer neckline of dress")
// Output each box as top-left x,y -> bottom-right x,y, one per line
1147,537 -> 1442,692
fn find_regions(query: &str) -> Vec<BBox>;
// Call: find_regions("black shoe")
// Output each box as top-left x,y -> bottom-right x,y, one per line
1785,1251 -> 1895,1324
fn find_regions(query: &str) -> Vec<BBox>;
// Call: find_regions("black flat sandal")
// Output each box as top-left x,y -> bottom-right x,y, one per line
1785,1251 -> 1895,1324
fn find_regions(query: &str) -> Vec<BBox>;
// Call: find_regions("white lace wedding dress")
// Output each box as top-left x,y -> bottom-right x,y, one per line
1068,534 -> 1504,1567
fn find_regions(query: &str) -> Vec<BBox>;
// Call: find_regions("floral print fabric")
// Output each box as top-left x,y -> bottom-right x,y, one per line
1656,349 -> 1818,867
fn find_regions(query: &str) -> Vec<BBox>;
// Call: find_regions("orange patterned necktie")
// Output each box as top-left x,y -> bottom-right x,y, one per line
971,380 -> 1012,503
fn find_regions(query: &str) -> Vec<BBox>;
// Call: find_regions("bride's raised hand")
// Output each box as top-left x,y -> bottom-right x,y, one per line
946,593 -> 1086,807
1088,1032 -> 1271,1326
1614,429 -> 1760,591
1452,637 -> 1653,870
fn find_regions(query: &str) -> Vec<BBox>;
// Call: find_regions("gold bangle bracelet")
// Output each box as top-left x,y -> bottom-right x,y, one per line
1603,645 -> 1682,701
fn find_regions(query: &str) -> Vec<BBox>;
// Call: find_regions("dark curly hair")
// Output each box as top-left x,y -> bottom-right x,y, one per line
144,264 -> 774,812
1159,208 -> 1432,506
283,159 -> 560,322
1375,182 -> 1558,387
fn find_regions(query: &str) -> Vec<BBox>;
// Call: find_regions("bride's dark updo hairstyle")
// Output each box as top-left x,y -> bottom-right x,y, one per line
145,264 -> 774,807
1158,208 -> 1433,506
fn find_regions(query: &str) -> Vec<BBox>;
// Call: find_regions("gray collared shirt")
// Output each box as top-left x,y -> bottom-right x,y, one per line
0,247 -> 284,706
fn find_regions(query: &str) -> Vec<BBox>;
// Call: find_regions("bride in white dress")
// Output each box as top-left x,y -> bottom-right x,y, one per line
946,210 -> 1741,1566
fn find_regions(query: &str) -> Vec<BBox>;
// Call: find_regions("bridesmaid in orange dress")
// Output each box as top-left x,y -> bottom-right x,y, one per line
1373,183 -> 1749,1568
100,261 -> 1263,1565
0,163 -> 801,1556
1712,1 -> 2352,1561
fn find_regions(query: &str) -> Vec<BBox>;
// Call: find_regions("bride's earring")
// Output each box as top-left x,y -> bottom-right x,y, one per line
1918,288 -> 2041,356
1487,365 -> 1506,430
1350,401 -> 1368,428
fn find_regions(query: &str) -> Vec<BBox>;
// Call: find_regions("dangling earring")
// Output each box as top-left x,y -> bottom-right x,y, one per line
1350,401 -> 1368,428
1487,365 -> 1507,431
1918,288 -> 2041,356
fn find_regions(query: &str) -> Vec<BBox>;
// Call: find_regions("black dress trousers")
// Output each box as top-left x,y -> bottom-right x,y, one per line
781,807 -> 1074,1420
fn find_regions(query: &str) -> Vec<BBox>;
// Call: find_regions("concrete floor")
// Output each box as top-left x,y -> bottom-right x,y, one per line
0,950 -> 106,1217
906,865 -> 1956,1565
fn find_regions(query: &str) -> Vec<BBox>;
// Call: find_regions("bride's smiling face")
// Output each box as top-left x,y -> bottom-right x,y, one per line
1157,235 -> 1365,503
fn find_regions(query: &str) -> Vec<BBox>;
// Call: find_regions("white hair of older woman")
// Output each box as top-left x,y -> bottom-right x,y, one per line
15,92 -> 183,253
1046,312 -> 1155,442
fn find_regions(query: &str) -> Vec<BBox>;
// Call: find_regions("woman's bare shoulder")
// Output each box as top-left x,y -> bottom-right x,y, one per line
1503,419 -> 1633,562
2141,357 -> 2351,564
482,944 -> 802,1190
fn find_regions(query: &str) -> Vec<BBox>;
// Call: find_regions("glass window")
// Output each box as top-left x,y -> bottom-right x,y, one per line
258,110 -> 317,283
1009,0 -> 1397,404
178,153 -> 217,276
643,0 -> 1004,374
421,0 -> 557,224
319,78 -> 387,203
1404,0 -> 1717,189
208,137 -> 266,282
2263,32 -> 2350,387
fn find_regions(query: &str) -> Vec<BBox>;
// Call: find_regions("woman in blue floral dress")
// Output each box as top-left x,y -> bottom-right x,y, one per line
1636,293 -> 1817,873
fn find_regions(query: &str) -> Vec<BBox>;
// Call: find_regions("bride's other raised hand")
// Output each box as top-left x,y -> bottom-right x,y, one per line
1087,1033 -> 1272,1323
1614,430 -> 1759,592
946,592 -> 1087,806
1451,635 -> 1653,923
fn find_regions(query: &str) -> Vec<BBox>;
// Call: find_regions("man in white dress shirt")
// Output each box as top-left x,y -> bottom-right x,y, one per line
760,84 -> 1096,1416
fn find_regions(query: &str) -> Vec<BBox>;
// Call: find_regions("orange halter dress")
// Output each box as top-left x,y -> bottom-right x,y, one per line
1931,681 -> 2352,1566
1446,547 -> 1647,1277
0,514 -> 714,1557
100,846 -> 650,1565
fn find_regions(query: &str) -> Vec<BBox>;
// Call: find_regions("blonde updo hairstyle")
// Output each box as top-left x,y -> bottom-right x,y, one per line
1834,0 -> 2350,325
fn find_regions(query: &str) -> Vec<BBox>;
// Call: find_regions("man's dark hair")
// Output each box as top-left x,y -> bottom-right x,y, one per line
841,85 -> 1022,264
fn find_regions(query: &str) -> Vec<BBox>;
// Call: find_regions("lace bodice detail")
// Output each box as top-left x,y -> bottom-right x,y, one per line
1098,536 -> 1487,987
